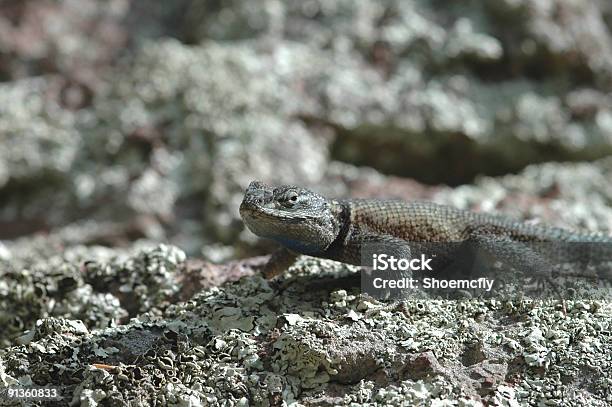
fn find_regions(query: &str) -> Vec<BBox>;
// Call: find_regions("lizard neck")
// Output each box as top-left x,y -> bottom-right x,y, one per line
266,199 -> 345,256
324,200 -> 351,256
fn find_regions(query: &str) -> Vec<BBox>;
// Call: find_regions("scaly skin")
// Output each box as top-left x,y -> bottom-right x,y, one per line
239,181 -> 612,279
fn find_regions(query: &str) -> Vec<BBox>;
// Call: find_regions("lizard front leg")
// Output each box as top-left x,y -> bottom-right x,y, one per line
260,247 -> 300,279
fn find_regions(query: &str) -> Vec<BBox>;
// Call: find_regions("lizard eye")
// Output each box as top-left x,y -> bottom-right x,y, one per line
280,191 -> 299,207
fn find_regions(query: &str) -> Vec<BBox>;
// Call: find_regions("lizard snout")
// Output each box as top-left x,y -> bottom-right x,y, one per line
243,181 -> 273,206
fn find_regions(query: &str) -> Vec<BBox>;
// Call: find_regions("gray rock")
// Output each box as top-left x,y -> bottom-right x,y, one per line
1,252 -> 610,405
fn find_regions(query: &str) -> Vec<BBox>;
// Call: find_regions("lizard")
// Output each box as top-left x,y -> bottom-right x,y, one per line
239,181 -> 612,292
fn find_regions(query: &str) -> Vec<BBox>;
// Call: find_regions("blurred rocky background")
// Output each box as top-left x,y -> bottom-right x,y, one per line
1,1 -> 611,405
2,0 -> 612,255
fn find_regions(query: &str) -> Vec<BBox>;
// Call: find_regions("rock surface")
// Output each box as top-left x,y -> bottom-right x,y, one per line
1,249 -> 610,406
1,159 -> 611,406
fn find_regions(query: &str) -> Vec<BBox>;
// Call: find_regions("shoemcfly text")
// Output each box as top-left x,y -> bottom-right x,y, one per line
372,277 -> 495,291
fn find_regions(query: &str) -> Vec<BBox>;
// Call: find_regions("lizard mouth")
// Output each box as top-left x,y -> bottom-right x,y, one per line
239,201 -> 308,242
239,201 -> 306,223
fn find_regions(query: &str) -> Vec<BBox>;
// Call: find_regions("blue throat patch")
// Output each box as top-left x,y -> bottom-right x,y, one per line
273,235 -> 321,255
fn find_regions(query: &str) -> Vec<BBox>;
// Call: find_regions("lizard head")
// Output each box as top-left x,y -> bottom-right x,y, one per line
239,181 -> 341,255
